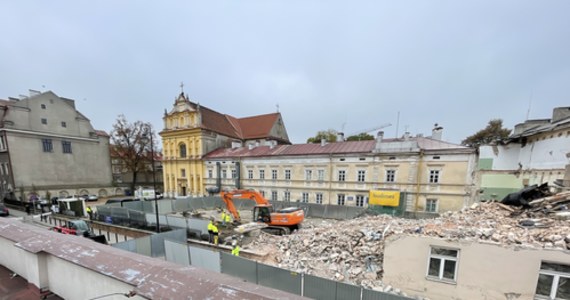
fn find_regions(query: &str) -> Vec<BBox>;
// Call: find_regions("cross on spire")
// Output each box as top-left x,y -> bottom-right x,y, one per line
180,82 -> 184,93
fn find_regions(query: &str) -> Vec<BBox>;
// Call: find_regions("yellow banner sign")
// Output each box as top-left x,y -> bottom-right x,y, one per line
369,190 -> 400,207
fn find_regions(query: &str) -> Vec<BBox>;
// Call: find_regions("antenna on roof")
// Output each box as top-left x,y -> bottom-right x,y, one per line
395,111 -> 400,138
526,89 -> 533,121
180,82 -> 185,94
276,103 -> 279,112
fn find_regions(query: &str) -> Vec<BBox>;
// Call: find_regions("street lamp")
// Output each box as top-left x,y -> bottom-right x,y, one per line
144,125 -> 160,233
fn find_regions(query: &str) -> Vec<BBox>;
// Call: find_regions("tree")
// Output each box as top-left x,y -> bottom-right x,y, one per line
461,119 -> 511,147
306,129 -> 338,143
110,115 -> 157,193
346,132 -> 375,141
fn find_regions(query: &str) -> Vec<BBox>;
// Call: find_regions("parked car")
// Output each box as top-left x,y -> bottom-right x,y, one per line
156,192 -> 163,199
79,195 -> 89,201
0,204 -> 9,217
87,195 -> 98,201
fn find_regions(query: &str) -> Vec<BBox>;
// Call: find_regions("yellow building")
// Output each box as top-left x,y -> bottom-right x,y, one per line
160,92 -> 290,197
204,129 -> 478,213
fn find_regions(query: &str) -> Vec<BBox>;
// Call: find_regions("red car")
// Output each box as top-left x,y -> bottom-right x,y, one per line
0,204 -> 9,217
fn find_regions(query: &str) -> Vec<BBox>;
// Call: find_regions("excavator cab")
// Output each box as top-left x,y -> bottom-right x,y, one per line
253,206 -> 272,223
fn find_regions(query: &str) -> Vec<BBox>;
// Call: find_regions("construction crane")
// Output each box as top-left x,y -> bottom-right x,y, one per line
343,123 -> 392,139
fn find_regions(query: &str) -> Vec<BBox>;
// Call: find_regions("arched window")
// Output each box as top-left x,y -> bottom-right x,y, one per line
179,143 -> 187,158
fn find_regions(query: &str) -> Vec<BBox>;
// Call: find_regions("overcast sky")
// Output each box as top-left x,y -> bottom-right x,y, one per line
1,1 -> 569,145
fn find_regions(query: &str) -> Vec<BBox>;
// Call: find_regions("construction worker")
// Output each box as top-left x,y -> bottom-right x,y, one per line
207,218 -> 215,244
86,206 -> 93,220
222,210 -> 232,225
231,241 -> 241,256
220,209 -> 228,226
212,221 -> 219,246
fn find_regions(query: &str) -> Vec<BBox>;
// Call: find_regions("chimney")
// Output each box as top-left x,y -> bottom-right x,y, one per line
375,131 -> 384,149
403,132 -> 410,141
248,143 -> 254,150
337,132 -> 345,142
231,141 -> 242,149
432,123 -> 443,140
321,138 -> 327,146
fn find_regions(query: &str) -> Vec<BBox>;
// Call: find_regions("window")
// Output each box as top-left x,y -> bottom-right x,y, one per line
535,262 -> 570,299
62,141 -> 72,154
305,169 -> 312,181
272,169 -> 278,180
41,104 -> 46,109
259,170 -> 265,180
271,191 -> 278,201
179,144 -> 187,158
429,170 -> 440,183
338,170 -> 346,182
285,169 -> 291,180
317,170 -> 325,181
426,199 -> 438,212
337,194 -> 345,205
260,190 -> 265,197
41,118 -> 47,125
284,191 -> 290,202
248,170 -> 253,179
0,135 -> 6,150
316,193 -> 323,204
222,170 -> 227,178
302,192 -> 309,203
427,247 -> 458,282
42,139 -> 53,152
386,170 -> 395,182
208,169 -> 213,178
231,169 -> 237,179
61,121 -> 67,128
356,195 -> 365,207
357,170 -> 366,182
181,169 -> 186,177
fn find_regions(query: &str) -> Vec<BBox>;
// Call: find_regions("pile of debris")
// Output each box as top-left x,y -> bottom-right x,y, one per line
248,191 -> 570,296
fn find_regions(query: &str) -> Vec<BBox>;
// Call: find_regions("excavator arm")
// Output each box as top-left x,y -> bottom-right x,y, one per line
220,189 -> 270,222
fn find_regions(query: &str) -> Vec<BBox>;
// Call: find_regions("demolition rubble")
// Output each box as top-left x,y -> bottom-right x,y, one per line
248,191 -> 570,296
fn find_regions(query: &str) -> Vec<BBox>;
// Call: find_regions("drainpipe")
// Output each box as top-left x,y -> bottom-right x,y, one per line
216,162 -> 222,191
328,154 -> 333,204
414,150 -> 424,212
235,161 -> 241,189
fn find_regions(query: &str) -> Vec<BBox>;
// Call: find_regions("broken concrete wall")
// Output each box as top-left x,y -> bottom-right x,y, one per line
383,235 -> 570,300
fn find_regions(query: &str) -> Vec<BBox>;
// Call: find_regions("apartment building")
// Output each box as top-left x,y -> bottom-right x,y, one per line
160,91 -> 290,198
0,90 -> 113,201
204,128 -> 478,213
478,107 -> 570,201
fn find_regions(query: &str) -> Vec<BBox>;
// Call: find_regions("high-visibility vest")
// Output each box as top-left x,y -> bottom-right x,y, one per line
86,207 -> 92,213
207,222 -> 214,232
224,213 -> 231,223
212,224 -> 219,234
232,245 -> 241,256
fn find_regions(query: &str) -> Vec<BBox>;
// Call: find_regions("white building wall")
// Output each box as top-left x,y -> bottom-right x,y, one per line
520,136 -> 570,170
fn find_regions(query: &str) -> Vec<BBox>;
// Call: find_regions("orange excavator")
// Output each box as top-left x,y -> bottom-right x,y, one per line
220,189 -> 304,235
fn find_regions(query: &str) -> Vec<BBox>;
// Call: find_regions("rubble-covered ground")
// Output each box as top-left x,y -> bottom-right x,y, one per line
246,194 -> 570,295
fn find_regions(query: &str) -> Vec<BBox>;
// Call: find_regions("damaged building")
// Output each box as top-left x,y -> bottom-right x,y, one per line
477,106 -> 570,201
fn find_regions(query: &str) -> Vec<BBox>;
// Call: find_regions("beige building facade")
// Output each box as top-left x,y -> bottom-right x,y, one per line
383,235 -> 570,300
204,129 -> 478,213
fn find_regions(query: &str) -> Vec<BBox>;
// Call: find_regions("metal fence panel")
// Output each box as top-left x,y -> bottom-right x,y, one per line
164,240 -> 191,266
336,282 -> 361,300
174,198 -> 190,211
220,252 -> 257,283
151,229 -> 186,257
188,218 -> 209,236
135,236 -> 152,256
308,204 -> 326,218
123,201 -> 143,211
165,215 -> 187,229
257,263 -> 302,295
346,206 -> 366,219
325,205 -> 349,219
128,210 -> 147,227
112,239 -> 137,253
189,245 -> 221,272
362,289 -> 413,300
303,274 -> 337,300
189,198 -> 205,210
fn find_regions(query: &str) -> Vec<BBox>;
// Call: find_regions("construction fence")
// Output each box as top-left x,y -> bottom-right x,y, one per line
96,196 -> 436,233
159,241 -> 412,300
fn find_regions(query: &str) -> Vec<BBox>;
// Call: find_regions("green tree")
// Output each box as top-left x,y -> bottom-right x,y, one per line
306,129 -> 338,143
346,132 -> 375,141
110,115 -> 157,193
461,119 -> 511,147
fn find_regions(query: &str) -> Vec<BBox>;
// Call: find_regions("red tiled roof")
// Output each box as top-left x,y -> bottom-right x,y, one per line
166,93 -> 288,143
205,140 -> 376,158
